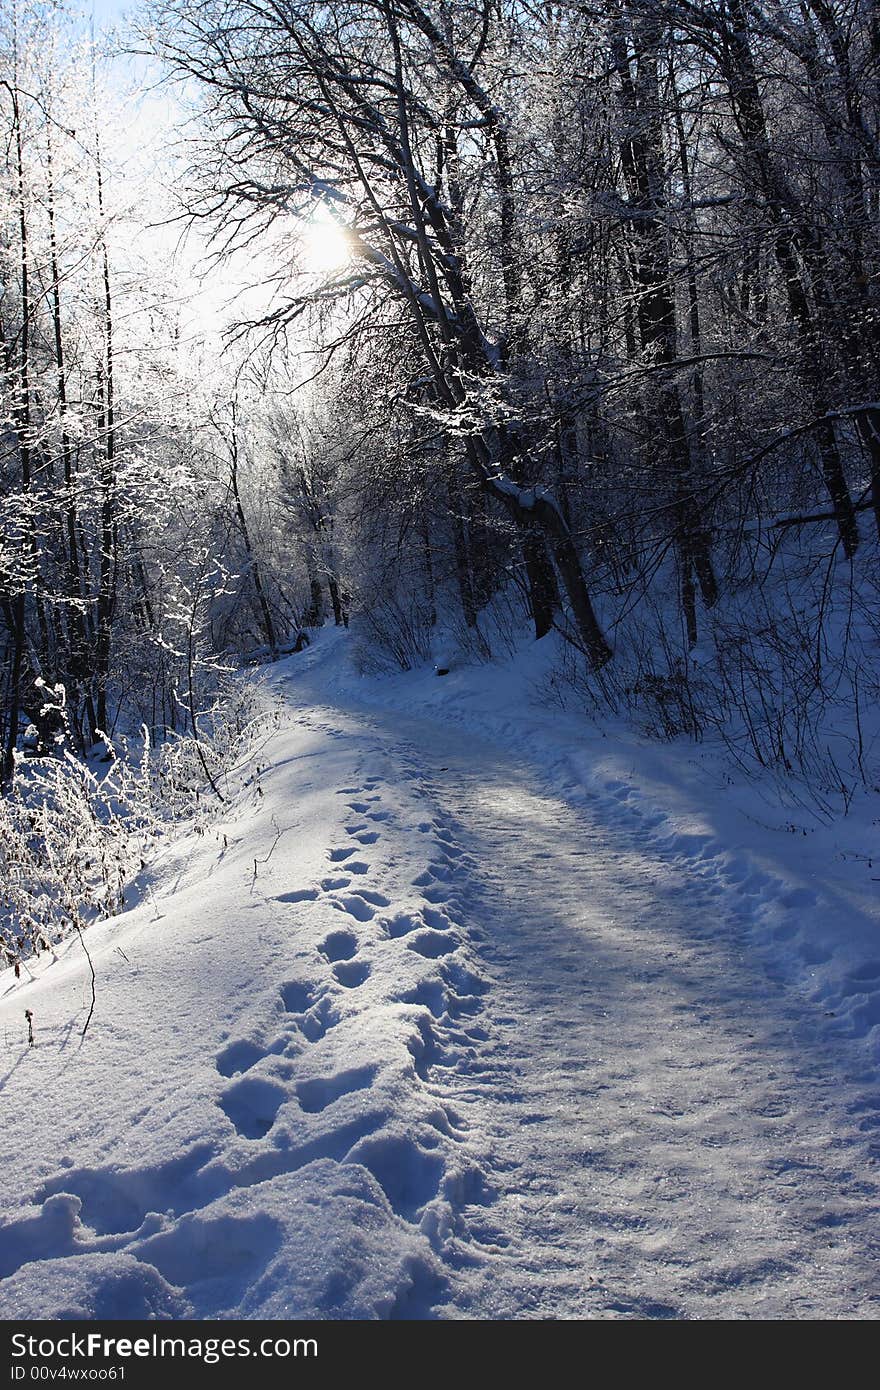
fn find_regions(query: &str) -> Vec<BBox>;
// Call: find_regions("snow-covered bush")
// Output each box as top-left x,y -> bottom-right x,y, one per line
0,678 -> 276,973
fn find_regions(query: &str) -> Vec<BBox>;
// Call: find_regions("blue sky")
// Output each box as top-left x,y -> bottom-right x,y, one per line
84,0 -> 136,29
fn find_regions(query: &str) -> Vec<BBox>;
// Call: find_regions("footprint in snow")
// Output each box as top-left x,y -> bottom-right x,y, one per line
801,942 -> 831,965
328,847 -> 356,863
331,895 -> 376,923
398,979 -> 448,1018
385,911 -> 420,939
772,921 -> 799,942
333,959 -> 371,989
298,996 -> 339,1043
134,1210 -> 280,1293
34,1145 -> 216,1240
296,1065 -> 376,1113
346,1133 -> 444,1221
355,831 -> 380,846
354,888 -> 391,907
849,961 -> 880,983
319,930 -> 359,963
279,980 -> 316,1014
274,887 -> 319,904
218,1075 -> 287,1140
422,884 -> 453,905
216,1039 -> 271,1078
407,929 -> 459,959
422,906 -> 455,932
442,960 -> 489,997
428,862 -> 454,881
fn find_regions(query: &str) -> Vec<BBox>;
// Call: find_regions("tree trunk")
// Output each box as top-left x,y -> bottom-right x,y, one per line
612,13 -> 718,625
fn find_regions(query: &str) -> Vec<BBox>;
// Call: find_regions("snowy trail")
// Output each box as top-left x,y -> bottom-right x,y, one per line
287,693 -> 880,1318
1,655 -> 878,1319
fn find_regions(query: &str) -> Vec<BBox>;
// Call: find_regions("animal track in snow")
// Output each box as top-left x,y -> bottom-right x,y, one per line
296,1065 -> 376,1113
319,930 -> 359,963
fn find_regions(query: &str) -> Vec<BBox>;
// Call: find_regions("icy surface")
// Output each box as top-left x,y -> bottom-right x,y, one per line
1,629 -> 878,1319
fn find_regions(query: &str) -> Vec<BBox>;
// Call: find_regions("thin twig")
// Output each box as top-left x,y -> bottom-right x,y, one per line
74,925 -> 96,1038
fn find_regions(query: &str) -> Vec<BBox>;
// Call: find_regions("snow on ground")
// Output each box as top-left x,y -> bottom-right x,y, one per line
0,628 -> 878,1319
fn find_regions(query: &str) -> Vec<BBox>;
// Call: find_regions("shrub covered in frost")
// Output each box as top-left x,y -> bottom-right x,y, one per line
0,678 -> 275,973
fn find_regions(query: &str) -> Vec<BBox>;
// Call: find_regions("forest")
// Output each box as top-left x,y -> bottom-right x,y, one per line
1,0 -> 877,959
0,0 -> 879,1327
2,0 -> 878,762
3,0 -> 879,755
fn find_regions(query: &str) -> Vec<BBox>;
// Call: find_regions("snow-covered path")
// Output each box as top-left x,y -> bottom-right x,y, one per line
1,648 -> 878,1319
286,694 -> 880,1318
